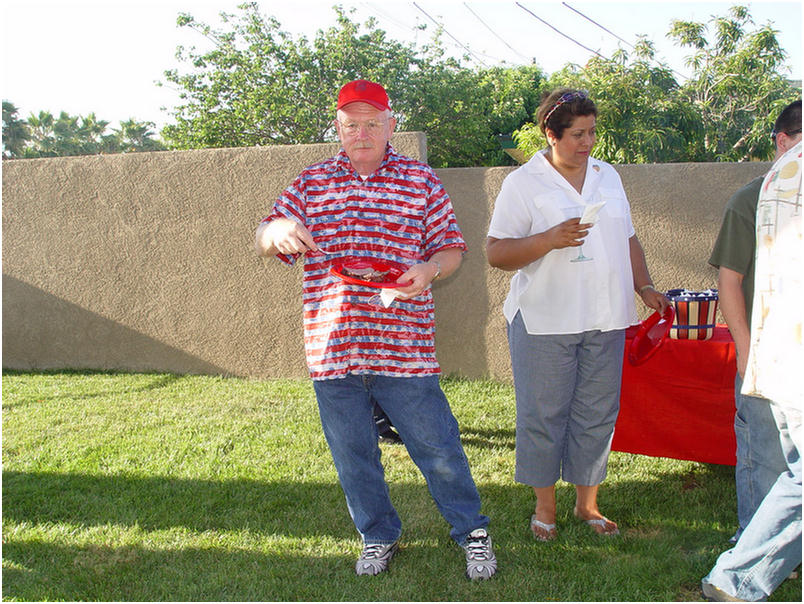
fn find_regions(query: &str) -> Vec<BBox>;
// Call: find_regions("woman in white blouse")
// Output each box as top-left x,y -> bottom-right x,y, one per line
487,89 -> 668,540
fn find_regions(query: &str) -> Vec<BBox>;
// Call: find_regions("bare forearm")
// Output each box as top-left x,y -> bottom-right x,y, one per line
718,267 -> 750,375
487,218 -> 589,271
629,235 -> 652,290
486,234 -> 555,271
719,281 -> 749,344
429,247 -> 463,281
629,235 -> 669,311
394,247 -> 464,298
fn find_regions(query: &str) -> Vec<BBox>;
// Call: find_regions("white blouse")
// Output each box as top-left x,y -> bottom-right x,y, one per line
488,150 -> 638,335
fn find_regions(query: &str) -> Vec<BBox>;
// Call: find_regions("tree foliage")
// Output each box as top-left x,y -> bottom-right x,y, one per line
515,39 -> 701,163
668,5 -> 799,161
163,3 -> 797,166
2,101 -> 165,159
2,101 -> 30,159
515,5 -> 799,164
161,4 -> 417,148
160,2 -> 543,167
6,4 -> 795,166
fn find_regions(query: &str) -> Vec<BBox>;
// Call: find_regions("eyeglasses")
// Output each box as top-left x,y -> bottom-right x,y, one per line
772,128 -> 802,139
335,119 -> 389,136
543,91 -> 589,125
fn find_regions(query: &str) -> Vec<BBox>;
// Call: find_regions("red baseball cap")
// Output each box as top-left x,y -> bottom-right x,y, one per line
337,79 -> 391,111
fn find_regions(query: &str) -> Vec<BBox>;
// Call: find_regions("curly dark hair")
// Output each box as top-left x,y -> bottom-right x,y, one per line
537,88 -> 598,140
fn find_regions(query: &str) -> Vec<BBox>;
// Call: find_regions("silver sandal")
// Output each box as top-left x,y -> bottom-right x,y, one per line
530,515 -> 557,541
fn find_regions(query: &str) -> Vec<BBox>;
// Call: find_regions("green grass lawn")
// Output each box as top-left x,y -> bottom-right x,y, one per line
2,370 -> 800,601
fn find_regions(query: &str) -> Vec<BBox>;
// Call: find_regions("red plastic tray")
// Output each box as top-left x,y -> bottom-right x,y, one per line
330,259 -> 412,289
628,306 -> 676,366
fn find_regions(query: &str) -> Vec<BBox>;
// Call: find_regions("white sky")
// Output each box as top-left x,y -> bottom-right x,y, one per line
2,0 -> 801,130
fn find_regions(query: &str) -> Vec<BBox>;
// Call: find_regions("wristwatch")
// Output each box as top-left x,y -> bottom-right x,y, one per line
431,260 -> 442,280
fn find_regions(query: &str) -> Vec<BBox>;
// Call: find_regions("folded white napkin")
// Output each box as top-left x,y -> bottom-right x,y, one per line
379,288 -> 414,308
580,201 -> 606,224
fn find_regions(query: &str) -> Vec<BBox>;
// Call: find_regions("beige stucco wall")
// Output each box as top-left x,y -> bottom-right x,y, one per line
2,135 -> 769,381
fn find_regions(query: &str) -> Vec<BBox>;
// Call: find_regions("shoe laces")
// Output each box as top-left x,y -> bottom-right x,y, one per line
464,530 -> 492,561
361,543 -> 388,559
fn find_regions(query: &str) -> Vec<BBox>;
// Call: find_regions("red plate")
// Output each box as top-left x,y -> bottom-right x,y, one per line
628,306 -> 675,366
330,258 -> 413,289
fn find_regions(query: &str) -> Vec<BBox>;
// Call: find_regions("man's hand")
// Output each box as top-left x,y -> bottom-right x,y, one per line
255,218 -> 317,257
393,248 -> 463,299
394,262 -> 441,299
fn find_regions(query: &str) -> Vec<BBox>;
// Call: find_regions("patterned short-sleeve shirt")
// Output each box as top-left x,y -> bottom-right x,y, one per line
742,142 -> 802,408
263,145 -> 467,380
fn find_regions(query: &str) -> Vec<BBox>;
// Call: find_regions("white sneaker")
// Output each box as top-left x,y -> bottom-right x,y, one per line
355,541 -> 398,576
701,580 -> 746,602
463,528 -> 497,580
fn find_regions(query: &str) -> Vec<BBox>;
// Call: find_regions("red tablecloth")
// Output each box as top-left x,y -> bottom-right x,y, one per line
612,325 -> 737,465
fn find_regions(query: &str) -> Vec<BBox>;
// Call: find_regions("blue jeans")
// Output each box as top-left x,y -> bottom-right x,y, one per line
313,374 -> 489,546
704,403 -> 802,601
733,374 -> 787,541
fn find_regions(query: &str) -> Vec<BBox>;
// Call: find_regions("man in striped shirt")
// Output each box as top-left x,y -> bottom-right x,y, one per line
255,80 -> 496,580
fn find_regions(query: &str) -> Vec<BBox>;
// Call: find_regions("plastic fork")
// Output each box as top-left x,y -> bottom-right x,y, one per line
308,244 -> 334,256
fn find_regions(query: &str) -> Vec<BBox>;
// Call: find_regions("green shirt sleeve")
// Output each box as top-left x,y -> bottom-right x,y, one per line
708,176 -> 763,313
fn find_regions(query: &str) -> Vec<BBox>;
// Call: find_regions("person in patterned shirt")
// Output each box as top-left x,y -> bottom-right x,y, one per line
702,139 -> 802,603
255,80 -> 496,580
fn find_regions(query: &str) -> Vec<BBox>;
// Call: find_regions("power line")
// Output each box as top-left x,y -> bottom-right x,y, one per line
562,1 -> 633,49
561,1 -> 689,80
361,2 -> 422,40
360,3 -> 483,62
362,1 -> 515,67
515,2 -> 605,59
412,1 -> 489,67
462,2 -> 531,62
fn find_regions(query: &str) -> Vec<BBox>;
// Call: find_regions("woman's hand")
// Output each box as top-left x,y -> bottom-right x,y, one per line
547,217 -> 591,250
639,286 -> 670,313
487,218 -> 591,271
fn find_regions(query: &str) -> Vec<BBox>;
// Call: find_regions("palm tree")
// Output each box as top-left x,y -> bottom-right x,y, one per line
2,101 -> 31,159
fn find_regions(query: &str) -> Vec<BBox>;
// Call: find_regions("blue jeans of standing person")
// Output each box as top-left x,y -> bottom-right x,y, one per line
703,403 -> 802,601
733,374 -> 787,542
313,373 -> 489,546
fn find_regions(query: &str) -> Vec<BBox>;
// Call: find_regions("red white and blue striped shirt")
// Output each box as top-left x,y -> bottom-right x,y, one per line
263,145 -> 467,380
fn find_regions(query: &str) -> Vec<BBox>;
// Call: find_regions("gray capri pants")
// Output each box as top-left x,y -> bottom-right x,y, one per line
507,311 -> 626,487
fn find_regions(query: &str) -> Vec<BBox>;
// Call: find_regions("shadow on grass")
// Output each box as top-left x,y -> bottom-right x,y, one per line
4,467 -> 800,601
2,464 -> 733,537
2,539 -> 365,601
1,370 -> 186,410
458,426 -> 515,451
2,470 -> 353,537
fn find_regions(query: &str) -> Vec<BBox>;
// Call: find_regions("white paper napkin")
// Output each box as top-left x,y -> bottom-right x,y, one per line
379,288 -> 414,308
580,201 -> 606,225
